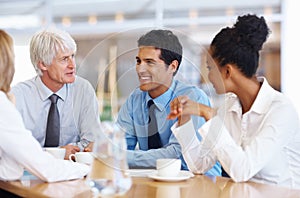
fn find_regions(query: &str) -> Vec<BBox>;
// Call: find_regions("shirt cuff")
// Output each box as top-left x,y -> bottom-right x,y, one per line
71,139 -> 91,151
200,116 -> 232,153
171,119 -> 197,149
126,150 -> 134,167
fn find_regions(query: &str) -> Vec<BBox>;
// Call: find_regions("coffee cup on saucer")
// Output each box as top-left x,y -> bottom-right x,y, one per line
156,158 -> 181,177
69,152 -> 93,165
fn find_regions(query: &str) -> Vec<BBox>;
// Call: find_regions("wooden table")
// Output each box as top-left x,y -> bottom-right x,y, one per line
1,171 -> 300,198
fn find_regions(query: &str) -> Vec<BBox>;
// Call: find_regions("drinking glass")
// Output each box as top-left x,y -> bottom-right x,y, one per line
86,122 -> 132,197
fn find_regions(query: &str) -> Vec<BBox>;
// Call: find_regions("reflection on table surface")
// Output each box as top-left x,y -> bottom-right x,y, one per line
1,171 -> 300,198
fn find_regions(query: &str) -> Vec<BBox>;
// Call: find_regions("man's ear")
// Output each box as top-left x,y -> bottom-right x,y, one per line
169,60 -> 179,74
38,61 -> 47,71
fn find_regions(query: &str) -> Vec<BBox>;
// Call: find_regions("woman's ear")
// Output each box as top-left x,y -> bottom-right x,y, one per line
223,64 -> 234,79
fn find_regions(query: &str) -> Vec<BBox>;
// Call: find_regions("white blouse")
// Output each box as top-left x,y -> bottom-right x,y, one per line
172,77 -> 300,189
0,91 -> 90,182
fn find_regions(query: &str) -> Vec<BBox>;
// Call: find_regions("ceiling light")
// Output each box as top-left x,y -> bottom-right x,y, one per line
115,12 -> 124,23
88,15 -> 98,25
62,16 -> 71,27
189,10 -> 198,19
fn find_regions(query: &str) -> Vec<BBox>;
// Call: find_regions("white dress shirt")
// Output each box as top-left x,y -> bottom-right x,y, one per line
172,77 -> 300,189
0,91 -> 90,182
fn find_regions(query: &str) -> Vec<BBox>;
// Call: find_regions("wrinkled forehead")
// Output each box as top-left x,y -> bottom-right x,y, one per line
54,47 -> 74,58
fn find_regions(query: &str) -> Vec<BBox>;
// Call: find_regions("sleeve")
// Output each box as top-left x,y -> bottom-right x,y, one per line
117,95 -> 137,150
173,102 -> 300,182
126,134 -> 182,168
183,87 -> 221,176
0,99 -> 90,182
10,83 -> 25,114
211,104 -> 300,182
171,119 -> 219,174
77,80 -> 102,148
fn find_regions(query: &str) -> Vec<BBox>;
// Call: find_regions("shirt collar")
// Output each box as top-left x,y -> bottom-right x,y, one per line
36,76 -> 67,101
145,80 -> 176,111
250,76 -> 274,114
226,93 -> 241,114
227,77 -> 275,115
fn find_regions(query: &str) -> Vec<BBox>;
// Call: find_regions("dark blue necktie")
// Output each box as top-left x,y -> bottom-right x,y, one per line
148,100 -> 162,149
44,94 -> 60,147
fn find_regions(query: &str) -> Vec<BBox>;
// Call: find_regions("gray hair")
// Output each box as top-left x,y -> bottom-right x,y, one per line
30,28 -> 77,76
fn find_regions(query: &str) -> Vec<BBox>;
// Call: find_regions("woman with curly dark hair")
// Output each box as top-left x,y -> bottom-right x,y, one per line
168,14 -> 300,189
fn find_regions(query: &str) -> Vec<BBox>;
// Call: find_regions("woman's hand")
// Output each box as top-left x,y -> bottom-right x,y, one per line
167,96 -> 195,126
168,96 -> 214,126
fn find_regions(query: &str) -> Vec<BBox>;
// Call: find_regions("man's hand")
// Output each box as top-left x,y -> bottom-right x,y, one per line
83,142 -> 94,152
60,145 -> 80,160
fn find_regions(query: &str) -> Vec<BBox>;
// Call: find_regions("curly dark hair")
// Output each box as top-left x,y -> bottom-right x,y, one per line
210,14 -> 270,77
137,29 -> 182,76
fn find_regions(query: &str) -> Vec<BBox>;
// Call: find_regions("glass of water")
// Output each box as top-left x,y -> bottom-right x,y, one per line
86,122 -> 132,197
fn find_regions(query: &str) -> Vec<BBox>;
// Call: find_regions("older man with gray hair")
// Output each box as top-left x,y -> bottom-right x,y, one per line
11,28 -> 101,159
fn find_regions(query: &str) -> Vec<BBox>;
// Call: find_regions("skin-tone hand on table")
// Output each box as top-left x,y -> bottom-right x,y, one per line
83,142 -> 93,152
61,145 -> 80,160
61,142 -> 93,160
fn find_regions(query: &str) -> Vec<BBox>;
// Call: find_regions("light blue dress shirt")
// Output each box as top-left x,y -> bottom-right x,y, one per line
11,76 -> 101,150
117,80 -> 221,176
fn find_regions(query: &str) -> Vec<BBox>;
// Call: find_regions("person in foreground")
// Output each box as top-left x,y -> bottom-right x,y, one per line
0,29 -> 90,182
11,28 -> 102,159
117,29 -> 221,175
168,14 -> 300,189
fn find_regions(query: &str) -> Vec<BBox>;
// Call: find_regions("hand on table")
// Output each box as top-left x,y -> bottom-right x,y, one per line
83,142 -> 94,152
60,145 -> 80,160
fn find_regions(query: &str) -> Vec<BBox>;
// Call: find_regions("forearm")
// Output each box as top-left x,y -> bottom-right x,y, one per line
171,120 -> 218,174
174,101 -> 216,126
127,144 -> 182,168
198,104 -> 215,121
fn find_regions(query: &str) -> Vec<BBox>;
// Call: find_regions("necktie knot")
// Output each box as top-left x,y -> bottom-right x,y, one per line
148,100 -> 154,108
148,100 -> 155,123
49,94 -> 59,104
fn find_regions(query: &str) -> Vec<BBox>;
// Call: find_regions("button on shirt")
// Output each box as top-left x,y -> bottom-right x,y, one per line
172,77 -> 300,189
11,76 -> 101,150
117,80 -> 221,176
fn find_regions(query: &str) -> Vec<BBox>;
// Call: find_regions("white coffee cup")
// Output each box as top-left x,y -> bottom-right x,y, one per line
156,158 -> 181,177
69,152 -> 93,165
44,147 -> 66,159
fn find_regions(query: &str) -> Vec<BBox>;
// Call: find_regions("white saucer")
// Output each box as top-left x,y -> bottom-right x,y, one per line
126,169 -> 156,177
148,170 -> 194,182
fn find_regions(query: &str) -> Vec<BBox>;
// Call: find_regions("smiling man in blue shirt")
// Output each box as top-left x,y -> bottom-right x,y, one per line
117,29 -> 221,176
